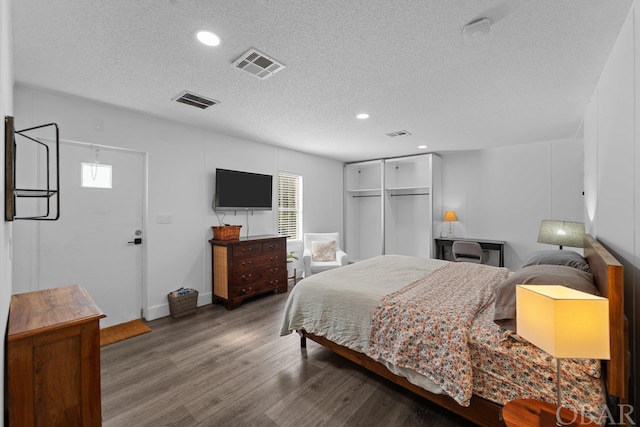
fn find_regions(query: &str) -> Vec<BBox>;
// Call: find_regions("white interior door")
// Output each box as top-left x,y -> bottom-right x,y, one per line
37,142 -> 145,328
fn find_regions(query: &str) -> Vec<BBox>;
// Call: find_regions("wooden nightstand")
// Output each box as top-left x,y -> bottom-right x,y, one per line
502,399 -> 599,427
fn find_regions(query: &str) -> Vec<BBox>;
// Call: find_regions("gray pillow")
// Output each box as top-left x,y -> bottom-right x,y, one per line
493,264 -> 597,332
521,250 -> 590,272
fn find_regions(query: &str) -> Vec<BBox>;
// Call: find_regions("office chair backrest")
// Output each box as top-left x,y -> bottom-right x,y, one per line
452,241 -> 484,264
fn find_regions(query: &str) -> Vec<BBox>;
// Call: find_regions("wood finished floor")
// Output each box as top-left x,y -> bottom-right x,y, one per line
101,285 -> 477,427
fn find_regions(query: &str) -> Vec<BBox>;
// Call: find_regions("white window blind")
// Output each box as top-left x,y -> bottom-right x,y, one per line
278,172 -> 302,240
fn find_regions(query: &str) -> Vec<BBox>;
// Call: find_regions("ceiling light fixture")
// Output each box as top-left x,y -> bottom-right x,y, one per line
418,145 -> 428,149
356,113 -> 370,120
196,31 -> 221,47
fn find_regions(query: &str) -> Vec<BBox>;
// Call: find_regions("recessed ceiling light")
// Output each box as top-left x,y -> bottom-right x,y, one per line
418,145 -> 428,149
356,113 -> 370,120
196,31 -> 221,47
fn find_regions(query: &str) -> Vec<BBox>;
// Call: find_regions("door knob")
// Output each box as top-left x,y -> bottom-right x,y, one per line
128,238 -> 142,245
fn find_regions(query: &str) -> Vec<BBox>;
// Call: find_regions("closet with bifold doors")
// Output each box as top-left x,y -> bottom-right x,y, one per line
344,154 -> 441,262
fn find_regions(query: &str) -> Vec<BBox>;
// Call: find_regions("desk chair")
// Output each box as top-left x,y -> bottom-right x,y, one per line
452,241 -> 490,264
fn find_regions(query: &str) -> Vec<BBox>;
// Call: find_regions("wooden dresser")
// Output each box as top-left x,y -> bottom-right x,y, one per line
211,234 -> 287,310
7,285 -> 105,427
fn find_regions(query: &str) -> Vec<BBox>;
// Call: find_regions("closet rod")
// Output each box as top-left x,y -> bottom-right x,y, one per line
390,193 -> 430,197
352,194 -> 381,198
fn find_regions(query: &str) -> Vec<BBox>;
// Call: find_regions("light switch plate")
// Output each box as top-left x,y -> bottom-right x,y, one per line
157,213 -> 173,224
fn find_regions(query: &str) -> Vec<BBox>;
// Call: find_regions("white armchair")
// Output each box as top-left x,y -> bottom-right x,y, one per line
302,232 -> 349,277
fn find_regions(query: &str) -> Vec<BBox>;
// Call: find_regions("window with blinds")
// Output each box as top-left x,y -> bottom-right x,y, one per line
278,172 -> 302,240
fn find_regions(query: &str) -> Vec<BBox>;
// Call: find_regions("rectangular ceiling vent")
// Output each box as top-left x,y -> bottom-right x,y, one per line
233,48 -> 286,80
173,91 -> 219,109
386,130 -> 412,137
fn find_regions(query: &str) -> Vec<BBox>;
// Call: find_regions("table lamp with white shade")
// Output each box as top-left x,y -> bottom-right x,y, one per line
516,285 -> 610,424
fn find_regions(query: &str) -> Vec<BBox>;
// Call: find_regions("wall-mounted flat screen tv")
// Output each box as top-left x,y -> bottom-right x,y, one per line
214,168 -> 273,211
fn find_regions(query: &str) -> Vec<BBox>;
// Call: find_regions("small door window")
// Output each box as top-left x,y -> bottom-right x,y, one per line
81,163 -> 112,189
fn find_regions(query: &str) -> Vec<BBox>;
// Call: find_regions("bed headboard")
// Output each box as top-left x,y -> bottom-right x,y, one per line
583,234 -> 627,404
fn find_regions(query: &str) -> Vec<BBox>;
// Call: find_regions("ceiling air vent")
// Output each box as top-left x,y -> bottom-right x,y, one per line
173,91 -> 219,109
234,48 -> 285,80
386,130 -> 412,137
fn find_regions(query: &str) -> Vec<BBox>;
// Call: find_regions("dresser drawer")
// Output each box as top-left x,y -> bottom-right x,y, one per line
231,275 -> 287,299
264,264 -> 285,276
263,274 -> 287,290
230,263 -> 285,286
262,239 -> 285,253
234,257 -> 259,270
231,269 -> 264,286
233,253 -> 284,270
231,243 -> 262,258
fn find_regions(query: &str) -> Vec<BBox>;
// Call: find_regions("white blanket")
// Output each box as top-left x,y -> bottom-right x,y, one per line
279,254 -> 449,393
280,255 -> 447,349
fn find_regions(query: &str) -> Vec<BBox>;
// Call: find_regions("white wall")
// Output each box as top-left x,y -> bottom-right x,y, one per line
12,86 -> 343,320
0,0 -> 12,424
583,1 -> 639,411
440,139 -> 584,270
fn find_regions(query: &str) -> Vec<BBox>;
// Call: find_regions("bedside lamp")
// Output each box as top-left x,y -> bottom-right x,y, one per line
516,285 -> 609,421
537,220 -> 585,250
443,211 -> 458,238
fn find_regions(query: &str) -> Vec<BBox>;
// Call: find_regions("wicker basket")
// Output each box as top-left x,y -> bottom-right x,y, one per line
167,289 -> 198,318
212,225 -> 242,240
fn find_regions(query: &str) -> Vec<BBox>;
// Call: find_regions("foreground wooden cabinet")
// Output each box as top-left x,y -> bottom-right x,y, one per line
7,285 -> 106,427
211,235 -> 287,310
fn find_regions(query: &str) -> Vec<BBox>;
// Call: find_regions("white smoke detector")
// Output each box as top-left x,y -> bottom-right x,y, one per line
463,18 -> 491,40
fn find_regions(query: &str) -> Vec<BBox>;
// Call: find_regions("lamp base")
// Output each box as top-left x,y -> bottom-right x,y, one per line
539,406 -> 579,427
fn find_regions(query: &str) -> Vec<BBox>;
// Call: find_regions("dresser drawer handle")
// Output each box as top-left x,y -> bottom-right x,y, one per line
242,247 -> 253,253
270,256 -> 280,261
241,260 -> 253,266
241,274 -> 253,280
240,287 -> 253,295
269,244 -> 279,249
270,279 -> 280,285
271,267 -> 279,273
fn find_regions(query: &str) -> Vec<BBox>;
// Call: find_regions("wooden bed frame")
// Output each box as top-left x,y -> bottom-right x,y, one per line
300,234 -> 627,426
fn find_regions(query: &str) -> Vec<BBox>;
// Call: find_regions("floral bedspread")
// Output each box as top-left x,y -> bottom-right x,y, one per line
367,262 -> 509,406
469,303 -> 606,422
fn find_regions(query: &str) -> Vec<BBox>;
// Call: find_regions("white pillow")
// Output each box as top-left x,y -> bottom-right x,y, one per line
311,240 -> 336,262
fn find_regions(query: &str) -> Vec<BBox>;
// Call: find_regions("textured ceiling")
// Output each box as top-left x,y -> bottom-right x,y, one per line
11,0 -> 633,162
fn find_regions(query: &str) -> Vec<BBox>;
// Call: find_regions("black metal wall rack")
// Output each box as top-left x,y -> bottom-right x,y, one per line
5,116 -> 60,221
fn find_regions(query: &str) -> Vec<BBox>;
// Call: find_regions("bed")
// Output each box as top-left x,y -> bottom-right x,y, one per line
280,234 -> 627,426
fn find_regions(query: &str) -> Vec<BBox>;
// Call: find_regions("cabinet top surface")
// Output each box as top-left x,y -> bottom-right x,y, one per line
8,284 -> 105,340
210,234 -> 286,245
435,237 -> 506,245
